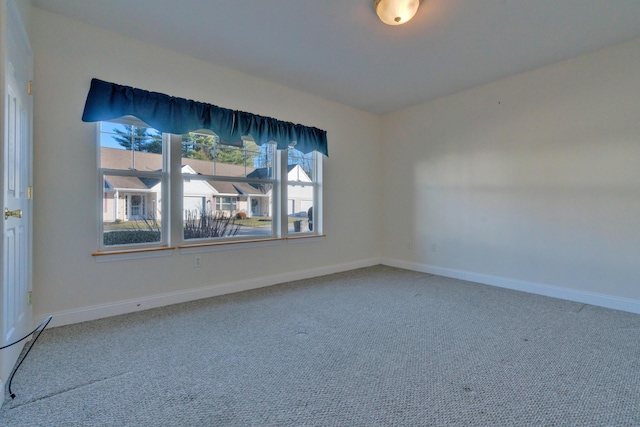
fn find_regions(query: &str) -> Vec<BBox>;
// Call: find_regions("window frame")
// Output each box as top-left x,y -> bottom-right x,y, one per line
96,121 -> 170,252
282,146 -> 322,237
180,135 -> 280,244
95,121 -> 323,255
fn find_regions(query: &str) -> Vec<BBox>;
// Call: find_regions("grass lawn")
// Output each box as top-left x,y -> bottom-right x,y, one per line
104,220 -> 159,231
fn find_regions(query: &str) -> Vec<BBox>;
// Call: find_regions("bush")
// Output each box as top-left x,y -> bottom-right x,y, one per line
104,230 -> 161,245
235,211 -> 247,220
184,210 -> 241,239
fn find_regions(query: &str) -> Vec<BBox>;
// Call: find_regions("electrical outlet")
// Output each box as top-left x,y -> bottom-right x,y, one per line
194,255 -> 201,268
408,240 -> 413,249
431,244 -> 437,252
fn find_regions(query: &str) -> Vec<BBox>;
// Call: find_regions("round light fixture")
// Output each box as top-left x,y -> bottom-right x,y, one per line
373,0 -> 421,25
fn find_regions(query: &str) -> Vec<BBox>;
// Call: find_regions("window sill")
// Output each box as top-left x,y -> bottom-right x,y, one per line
91,235 -> 325,260
92,246 -> 175,262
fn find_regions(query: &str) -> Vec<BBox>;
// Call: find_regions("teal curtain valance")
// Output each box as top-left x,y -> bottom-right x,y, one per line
81,78 -> 328,156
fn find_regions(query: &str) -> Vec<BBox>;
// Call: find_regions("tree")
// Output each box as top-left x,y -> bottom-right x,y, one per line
112,125 -> 162,153
181,133 -> 262,166
181,133 -> 216,160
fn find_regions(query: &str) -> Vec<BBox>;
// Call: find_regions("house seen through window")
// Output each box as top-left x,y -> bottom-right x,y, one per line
98,120 -> 322,250
99,121 -> 166,248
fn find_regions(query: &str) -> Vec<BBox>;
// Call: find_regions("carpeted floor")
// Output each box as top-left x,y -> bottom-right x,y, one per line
1,265 -> 639,426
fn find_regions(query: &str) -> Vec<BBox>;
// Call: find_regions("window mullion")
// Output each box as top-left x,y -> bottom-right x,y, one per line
315,152 -> 323,234
169,133 -> 183,246
100,168 -> 163,178
182,175 -> 274,186
278,149 -> 287,237
98,169 -> 106,250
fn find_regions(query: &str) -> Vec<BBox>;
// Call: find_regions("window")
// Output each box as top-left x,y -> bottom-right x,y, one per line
287,144 -> 321,234
97,121 -> 322,252
181,133 -> 277,241
98,120 -> 168,250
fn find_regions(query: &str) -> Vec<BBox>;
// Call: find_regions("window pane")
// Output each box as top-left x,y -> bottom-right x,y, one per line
287,184 -> 314,233
181,133 -> 275,179
100,121 -> 163,170
287,146 -> 317,234
182,179 -> 273,240
102,183 -> 162,246
288,146 -> 314,182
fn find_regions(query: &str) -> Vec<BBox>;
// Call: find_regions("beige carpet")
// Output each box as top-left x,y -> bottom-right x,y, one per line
2,266 -> 639,426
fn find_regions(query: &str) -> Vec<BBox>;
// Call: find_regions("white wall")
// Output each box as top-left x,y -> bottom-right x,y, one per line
29,5 -> 640,323
31,8 -> 381,324
382,37 -> 640,308
11,0 -> 30,34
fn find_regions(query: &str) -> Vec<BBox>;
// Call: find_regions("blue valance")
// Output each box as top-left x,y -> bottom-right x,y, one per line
81,78 -> 328,156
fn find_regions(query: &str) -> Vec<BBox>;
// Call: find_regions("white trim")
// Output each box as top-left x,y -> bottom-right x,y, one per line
94,248 -> 175,263
37,257 -> 640,330
381,258 -> 640,314
35,258 -> 381,328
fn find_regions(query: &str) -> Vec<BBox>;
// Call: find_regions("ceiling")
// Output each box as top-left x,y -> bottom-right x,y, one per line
31,0 -> 640,115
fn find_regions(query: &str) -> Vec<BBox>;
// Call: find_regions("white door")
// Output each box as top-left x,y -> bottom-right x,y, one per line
1,0 -> 33,401
130,194 -> 142,218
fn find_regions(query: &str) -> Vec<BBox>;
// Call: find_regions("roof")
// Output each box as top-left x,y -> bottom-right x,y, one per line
247,165 -> 296,180
181,156 -> 257,178
101,147 -> 266,196
100,146 -> 162,171
104,175 -> 153,190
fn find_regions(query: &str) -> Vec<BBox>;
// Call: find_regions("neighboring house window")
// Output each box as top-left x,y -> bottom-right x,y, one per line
98,120 -> 167,249
97,122 -> 322,251
215,197 -> 237,213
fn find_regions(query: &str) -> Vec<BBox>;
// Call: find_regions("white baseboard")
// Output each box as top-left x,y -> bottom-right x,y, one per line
37,257 -> 638,328
36,258 -> 381,328
0,379 -> 4,409
382,258 -> 640,314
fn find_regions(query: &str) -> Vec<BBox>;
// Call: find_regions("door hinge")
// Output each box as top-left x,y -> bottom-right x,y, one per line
27,186 -> 33,200
28,291 -> 33,305
27,80 -> 33,95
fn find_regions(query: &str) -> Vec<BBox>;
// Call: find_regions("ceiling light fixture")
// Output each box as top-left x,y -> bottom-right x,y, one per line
373,0 -> 421,25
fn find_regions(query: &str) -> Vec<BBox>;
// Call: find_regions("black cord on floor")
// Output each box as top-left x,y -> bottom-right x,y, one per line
0,315 -> 53,399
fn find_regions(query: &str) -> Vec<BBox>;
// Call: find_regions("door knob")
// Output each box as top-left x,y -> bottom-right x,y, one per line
4,208 -> 22,220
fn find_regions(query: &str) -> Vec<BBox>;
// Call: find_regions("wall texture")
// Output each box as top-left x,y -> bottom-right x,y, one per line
382,37 -> 640,308
31,9 -> 381,324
